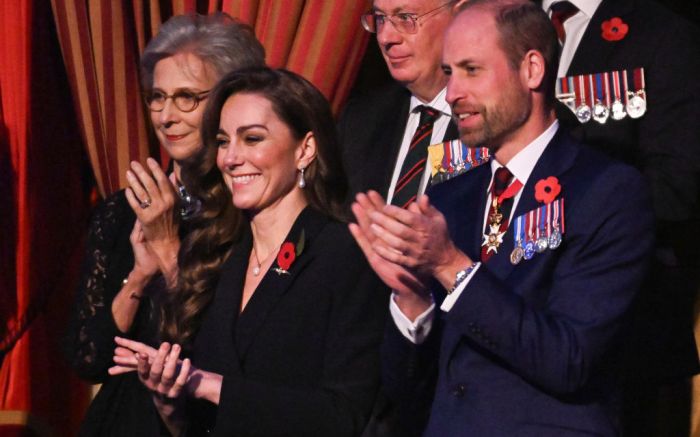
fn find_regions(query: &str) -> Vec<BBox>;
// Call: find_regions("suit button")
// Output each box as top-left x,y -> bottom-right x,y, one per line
451,383 -> 466,397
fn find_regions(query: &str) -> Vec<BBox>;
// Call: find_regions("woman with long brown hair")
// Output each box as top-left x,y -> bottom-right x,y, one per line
113,69 -> 388,436
111,68 -> 388,436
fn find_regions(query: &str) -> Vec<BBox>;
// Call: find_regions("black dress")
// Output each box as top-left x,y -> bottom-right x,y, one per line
64,190 -> 162,436
188,207 -> 390,436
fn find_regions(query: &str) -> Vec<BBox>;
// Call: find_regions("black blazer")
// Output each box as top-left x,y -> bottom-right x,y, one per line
550,0 -> 700,380
338,82 -> 459,200
190,207 -> 389,437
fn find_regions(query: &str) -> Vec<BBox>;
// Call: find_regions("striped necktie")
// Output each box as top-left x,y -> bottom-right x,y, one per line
391,105 -> 440,208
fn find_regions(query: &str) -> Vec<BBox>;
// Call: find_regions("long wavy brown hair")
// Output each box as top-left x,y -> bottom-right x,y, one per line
161,67 -> 348,347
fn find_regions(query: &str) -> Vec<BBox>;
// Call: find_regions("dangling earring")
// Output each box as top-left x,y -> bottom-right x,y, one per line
298,167 -> 306,188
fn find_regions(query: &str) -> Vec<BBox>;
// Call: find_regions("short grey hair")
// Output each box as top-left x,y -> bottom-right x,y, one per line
140,12 -> 265,89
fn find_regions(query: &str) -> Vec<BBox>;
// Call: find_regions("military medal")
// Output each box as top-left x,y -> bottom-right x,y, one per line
575,74 -> 592,123
510,214 -> 526,265
549,198 -> 565,249
626,68 -> 647,119
510,243 -> 524,265
511,194 -> 566,263
482,176 -> 523,255
428,140 -> 490,186
592,73 -> 610,124
523,240 -> 536,260
483,196 -> 506,255
558,67 -> 646,124
609,70 -> 627,120
535,206 -> 548,253
556,76 -> 577,114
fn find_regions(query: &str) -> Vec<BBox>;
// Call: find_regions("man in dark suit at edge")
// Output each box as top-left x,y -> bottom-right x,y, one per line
350,1 -> 655,435
338,0 -> 463,208
540,1 -> 700,434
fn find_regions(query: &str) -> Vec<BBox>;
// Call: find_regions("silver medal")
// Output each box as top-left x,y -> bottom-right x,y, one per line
592,101 -> 610,124
575,104 -> 592,123
536,236 -> 549,253
611,100 -> 626,120
626,91 -> 646,119
548,228 -> 562,249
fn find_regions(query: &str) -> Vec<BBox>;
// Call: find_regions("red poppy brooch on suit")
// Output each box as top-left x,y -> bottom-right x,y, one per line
273,230 -> 305,275
534,176 -> 561,204
601,17 -> 628,42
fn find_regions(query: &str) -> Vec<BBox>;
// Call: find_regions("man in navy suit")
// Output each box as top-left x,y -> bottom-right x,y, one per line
350,0 -> 655,435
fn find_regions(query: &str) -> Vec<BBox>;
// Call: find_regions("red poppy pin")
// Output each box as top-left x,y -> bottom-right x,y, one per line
601,17 -> 628,42
273,230 -> 305,275
535,176 -> 561,204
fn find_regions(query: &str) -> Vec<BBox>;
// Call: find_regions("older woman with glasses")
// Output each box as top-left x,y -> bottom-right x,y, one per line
64,13 -> 264,436
109,67 -> 389,437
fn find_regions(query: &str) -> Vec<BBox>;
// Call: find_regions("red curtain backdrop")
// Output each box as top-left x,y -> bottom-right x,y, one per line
0,0 -> 93,435
50,0 -> 371,198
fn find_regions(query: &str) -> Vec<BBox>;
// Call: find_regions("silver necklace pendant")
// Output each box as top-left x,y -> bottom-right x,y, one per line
252,264 -> 261,276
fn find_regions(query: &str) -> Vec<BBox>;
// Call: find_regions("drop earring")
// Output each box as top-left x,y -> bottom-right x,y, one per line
298,167 -> 306,188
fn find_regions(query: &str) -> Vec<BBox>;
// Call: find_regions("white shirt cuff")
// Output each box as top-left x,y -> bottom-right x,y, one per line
440,263 -> 481,312
389,294 -> 435,344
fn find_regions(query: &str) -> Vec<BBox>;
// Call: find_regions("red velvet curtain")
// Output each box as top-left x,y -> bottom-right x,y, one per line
0,0 -> 92,435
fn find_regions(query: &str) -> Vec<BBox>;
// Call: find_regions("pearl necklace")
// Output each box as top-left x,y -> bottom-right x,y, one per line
251,245 -> 276,276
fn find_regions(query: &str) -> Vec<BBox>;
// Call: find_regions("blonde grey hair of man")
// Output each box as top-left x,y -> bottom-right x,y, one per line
456,0 -> 559,107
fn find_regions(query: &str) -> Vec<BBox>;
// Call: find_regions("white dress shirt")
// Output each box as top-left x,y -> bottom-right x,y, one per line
542,0 -> 603,77
391,121 -> 560,343
386,88 -> 453,204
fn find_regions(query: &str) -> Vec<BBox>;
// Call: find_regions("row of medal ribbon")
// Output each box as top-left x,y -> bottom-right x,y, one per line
510,198 -> 565,265
556,68 -> 646,125
428,140 -> 491,185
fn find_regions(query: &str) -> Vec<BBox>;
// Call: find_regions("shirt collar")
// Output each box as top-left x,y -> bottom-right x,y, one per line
490,120 -> 559,186
541,0 -> 602,19
409,87 -> 452,117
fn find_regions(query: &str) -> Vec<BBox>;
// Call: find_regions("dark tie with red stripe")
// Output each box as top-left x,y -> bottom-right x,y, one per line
391,105 -> 440,208
550,1 -> 579,45
481,167 -> 514,263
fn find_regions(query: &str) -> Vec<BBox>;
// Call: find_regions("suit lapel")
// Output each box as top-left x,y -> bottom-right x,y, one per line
234,207 -> 328,360
567,0 -> 635,75
196,229 -> 251,375
484,128 -> 578,280
433,163 -> 492,260
443,119 -> 459,142
379,92 -> 412,194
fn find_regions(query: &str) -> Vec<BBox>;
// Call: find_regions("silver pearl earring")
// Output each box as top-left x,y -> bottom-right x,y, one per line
298,167 -> 306,188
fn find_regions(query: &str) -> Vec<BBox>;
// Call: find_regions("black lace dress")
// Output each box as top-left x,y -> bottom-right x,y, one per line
64,190 -> 163,436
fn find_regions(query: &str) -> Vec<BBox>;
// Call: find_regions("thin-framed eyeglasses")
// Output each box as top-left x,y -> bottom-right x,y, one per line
143,89 -> 211,112
360,1 -> 455,34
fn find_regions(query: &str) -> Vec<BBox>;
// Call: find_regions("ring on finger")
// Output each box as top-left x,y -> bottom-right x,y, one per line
139,198 -> 152,209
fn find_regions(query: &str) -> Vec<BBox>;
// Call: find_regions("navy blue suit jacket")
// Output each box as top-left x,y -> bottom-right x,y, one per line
384,128 -> 655,436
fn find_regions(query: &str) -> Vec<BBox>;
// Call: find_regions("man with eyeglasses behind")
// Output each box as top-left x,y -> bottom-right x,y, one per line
339,2 -> 463,436
339,0 -> 464,211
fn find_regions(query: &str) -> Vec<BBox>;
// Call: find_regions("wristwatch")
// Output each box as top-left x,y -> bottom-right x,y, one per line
448,262 -> 480,295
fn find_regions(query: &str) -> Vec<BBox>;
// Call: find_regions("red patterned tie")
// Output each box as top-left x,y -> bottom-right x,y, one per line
391,105 -> 440,208
481,167 -> 514,263
550,1 -> 579,45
